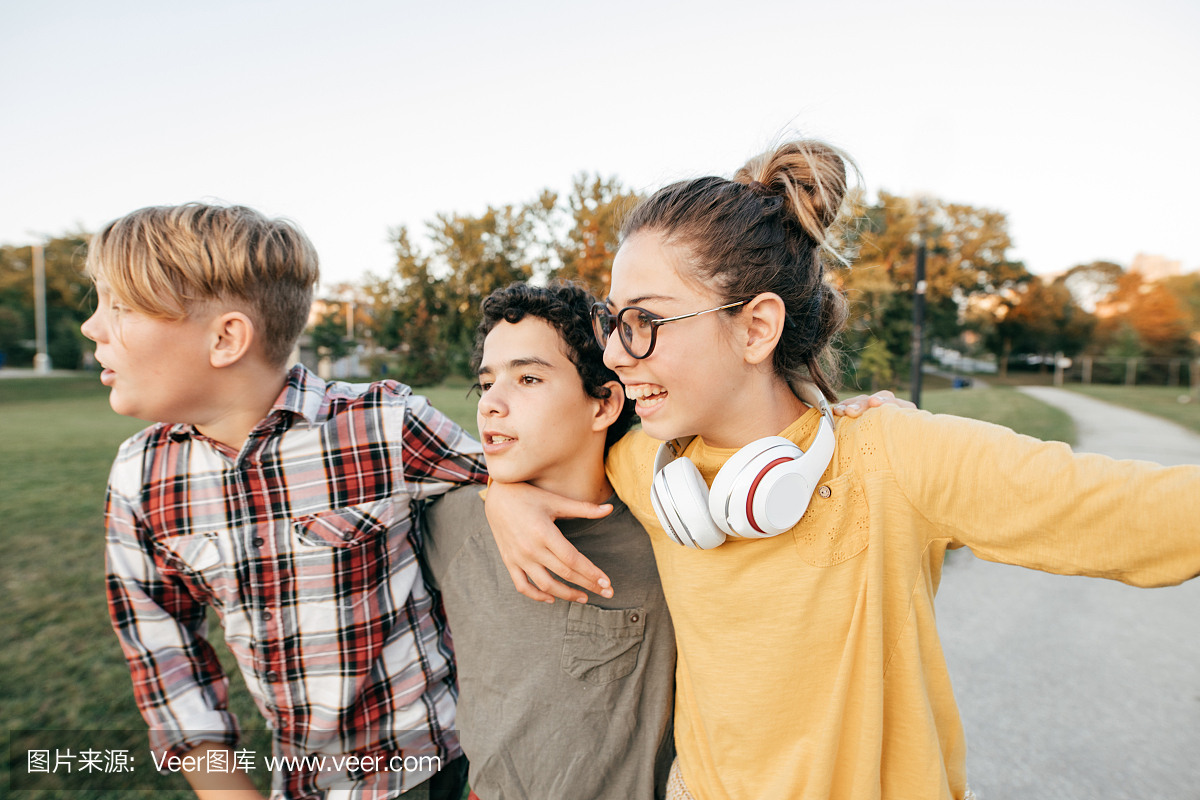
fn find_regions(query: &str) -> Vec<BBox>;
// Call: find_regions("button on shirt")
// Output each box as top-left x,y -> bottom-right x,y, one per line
103,365 -> 486,800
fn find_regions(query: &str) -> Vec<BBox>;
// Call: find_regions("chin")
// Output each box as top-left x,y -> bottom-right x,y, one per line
108,395 -> 135,418
638,417 -> 689,444
485,465 -> 535,485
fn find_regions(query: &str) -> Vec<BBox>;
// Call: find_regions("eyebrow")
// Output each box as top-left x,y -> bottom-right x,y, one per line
605,294 -> 676,307
477,356 -> 556,375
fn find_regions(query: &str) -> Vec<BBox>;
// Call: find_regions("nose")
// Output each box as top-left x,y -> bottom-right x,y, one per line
476,382 -> 508,418
602,327 -> 635,372
80,307 -> 102,342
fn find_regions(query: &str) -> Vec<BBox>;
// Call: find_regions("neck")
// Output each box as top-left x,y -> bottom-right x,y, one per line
195,365 -> 290,451
528,440 -> 614,507
702,371 -> 809,449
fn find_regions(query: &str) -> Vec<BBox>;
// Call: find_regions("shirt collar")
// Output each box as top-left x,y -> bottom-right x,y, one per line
272,363 -> 326,424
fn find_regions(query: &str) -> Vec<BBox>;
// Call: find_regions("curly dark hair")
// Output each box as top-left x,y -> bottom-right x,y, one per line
472,280 -> 636,453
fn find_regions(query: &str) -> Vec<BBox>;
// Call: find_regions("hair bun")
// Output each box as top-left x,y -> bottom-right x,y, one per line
734,140 -> 853,246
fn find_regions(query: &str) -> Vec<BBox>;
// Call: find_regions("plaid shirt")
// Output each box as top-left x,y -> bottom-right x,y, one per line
104,365 -> 486,799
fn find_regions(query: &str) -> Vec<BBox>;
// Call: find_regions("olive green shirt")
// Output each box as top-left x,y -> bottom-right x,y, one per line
422,487 -> 676,800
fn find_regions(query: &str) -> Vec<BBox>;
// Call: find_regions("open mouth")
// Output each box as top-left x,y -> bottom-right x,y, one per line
482,432 -> 517,453
625,384 -> 667,410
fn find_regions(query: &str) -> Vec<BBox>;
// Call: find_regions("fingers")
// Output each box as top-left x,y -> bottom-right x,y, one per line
498,541 -> 613,603
550,497 -> 614,521
525,564 -> 589,604
833,394 -> 871,418
504,563 -> 557,604
866,390 -> 896,406
867,389 -> 916,410
546,540 -> 612,598
484,480 -> 615,603
834,390 -> 913,417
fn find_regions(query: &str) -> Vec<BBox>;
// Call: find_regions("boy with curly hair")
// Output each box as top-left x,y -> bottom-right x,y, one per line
421,281 -> 677,800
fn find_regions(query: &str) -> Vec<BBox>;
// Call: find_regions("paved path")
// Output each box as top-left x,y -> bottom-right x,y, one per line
935,387 -> 1200,799
1018,385 -> 1200,465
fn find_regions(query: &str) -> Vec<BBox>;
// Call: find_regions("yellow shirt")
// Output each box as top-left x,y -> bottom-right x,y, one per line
606,405 -> 1200,800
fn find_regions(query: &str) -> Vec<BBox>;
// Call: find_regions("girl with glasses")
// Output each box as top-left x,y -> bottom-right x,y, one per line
483,140 -> 1200,800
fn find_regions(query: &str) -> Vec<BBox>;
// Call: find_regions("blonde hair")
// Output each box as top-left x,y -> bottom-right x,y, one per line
620,139 -> 855,401
86,203 -> 320,366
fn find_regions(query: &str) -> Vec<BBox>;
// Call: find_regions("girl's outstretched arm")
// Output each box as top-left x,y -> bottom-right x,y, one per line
879,405 -> 1200,585
484,481 -> 615,603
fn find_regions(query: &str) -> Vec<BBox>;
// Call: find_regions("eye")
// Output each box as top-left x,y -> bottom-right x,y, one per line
468,382 -> 490,398
634,311 -> 655,329
520,375 -> 541,386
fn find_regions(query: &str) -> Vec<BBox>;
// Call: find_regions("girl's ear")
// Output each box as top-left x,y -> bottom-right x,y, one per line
741,292 -> 788,366
592,380 -> 626,432
209,311 -> 256,369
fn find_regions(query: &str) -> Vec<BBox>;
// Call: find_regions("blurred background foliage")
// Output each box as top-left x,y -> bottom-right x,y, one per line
2,178 -> 1197,390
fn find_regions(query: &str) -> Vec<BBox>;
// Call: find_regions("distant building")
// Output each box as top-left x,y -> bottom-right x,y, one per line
1129,253 -> 1182,282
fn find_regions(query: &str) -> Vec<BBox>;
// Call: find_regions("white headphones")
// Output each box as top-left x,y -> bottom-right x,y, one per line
649,384 -> 837,550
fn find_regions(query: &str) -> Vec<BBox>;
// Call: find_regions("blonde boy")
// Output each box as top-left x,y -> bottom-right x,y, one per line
83,204 -> 482,800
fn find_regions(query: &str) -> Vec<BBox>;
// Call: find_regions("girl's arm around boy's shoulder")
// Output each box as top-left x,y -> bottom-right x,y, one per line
869,404 -> 1200,588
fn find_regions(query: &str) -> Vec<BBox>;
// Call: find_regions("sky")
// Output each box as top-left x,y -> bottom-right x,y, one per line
2,0 -> 1197,291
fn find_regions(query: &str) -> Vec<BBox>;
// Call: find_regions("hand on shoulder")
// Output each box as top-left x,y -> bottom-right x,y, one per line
832,390 -> 915,419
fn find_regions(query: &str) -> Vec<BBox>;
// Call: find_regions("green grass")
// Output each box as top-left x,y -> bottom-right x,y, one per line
412,382 -> 481,436
0,379 -> 272,796
900,387 -> 1076,445
0,373 -> 114,404
1063,384 -> 1200,435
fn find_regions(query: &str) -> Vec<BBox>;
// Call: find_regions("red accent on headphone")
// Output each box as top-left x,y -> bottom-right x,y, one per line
745,457 -> 793,534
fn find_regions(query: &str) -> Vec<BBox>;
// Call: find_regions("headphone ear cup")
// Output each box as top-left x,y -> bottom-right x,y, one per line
739,420 -> 837,536
747,462 -> 815,534
710,437 -> 804,538
651,457 -> 727,550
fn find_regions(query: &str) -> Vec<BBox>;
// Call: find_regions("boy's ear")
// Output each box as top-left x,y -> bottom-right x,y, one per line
208,311 -> 256,369
741,292 -> 788,367
592,380 -> 626,432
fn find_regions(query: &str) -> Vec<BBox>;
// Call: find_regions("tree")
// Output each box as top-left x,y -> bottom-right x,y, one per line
980,278 -> 1094,376
856,336 -> 894,391
1159,272 -> 1200,352
0,233 -> 93,367
309,307 -> 353,362
1094,271 -> 1191,357
835,192 -> 1028,378
0,306 -> 23,365
554,174 -> 641,297
370,226 -> 452,386
1059,261 -> 1123,313
426,200 -> 550,377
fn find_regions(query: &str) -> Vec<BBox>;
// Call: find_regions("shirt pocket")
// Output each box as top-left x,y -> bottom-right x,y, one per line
560,602 -> 646,686
290,498 -> 396,608
792,469 -> 870,567
157,531 -> 234,604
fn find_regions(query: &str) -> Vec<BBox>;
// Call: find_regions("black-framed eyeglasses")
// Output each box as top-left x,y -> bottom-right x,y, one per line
590,300 -> 747,360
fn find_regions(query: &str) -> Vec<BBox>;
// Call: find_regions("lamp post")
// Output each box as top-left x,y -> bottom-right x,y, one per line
910,241 -> 927,408
32,243 -> 51,374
